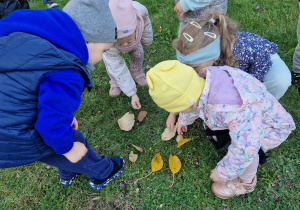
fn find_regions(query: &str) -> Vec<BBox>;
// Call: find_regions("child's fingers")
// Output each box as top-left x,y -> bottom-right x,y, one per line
71,117 -> 78,130
176,126 -> 180,134
177,126 -> 182,135
167,121 -> 175,130
178,11 -> 184,19
137,102 -> 141,109
183,126 -> 187,132
133,102 -> 141,110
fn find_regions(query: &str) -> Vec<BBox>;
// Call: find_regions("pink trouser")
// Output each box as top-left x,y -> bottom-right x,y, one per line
107,43 -> 144,84
239,154 -> 259,184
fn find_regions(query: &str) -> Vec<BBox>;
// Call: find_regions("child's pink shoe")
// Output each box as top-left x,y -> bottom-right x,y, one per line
109,79 -> 121,97
211,176 -> 257,199
132,71 -> 148,87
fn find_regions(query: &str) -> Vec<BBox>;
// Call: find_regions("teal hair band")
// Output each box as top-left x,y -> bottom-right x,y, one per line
176,36 -> 221,65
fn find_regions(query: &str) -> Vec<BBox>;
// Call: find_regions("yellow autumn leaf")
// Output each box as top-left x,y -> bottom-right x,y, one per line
169,155 -> 181,187
169,155 -> 181,174
151,153 -> 163,172
177,138 -> 192,148
134,153 -> 164,184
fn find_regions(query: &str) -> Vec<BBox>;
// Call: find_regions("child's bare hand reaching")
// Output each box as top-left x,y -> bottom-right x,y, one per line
71,117 -> 78,130
174,2 -> 184,19
166,112 -> 178,130
63,142 -> 87,163
131,94 -> 141,109
176,122 -> 187,135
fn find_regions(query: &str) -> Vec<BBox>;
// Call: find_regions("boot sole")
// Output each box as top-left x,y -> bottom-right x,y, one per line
211,184 -> 255,199
89,158 -> 125,190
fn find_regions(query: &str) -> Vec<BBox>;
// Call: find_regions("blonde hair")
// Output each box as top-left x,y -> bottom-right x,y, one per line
173,11 -> 239,67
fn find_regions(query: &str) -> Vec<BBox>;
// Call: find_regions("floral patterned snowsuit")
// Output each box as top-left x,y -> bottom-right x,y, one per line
178,66 -> 296,182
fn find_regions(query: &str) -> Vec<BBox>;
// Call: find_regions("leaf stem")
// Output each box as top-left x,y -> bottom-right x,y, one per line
152,140 -> 162,146
170,174 -> 175,188
134,172 -> 153,184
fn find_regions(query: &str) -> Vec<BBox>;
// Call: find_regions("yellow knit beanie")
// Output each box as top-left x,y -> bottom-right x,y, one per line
146,60 -> 205,112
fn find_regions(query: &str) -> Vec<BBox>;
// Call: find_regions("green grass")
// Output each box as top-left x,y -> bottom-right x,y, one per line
1,0 -> 299,209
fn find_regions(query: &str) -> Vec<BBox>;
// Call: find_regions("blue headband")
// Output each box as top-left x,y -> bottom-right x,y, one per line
176,36 -> 221,65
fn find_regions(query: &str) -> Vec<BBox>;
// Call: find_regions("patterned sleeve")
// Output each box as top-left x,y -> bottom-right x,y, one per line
247,52 -> 272,82
234,32 -> 276,82
178,108 -> 200,126
214,107 -> 262,182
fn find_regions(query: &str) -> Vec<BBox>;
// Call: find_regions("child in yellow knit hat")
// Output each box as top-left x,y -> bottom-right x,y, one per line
146,60 -> 295,199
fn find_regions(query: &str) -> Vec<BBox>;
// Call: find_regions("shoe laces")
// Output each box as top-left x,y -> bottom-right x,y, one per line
226,178 -> 247,195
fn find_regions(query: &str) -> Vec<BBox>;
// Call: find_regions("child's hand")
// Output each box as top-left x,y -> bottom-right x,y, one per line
210,169 -> 225,183
176,122 -> 187,135
166,112 -> 178,130
174,2 -> 184,19
63,142 -> 87,163
71,117 -> 78,130
131,94 -> 141,109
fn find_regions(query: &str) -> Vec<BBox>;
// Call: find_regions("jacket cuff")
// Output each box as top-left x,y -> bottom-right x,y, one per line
53,141 -> 74,155
127,89 -> 137,97
180,0 -> 189,12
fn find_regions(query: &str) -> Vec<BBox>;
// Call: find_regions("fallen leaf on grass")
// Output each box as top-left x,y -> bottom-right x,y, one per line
151,153 -> 163,172
176,134 -> 183,142
118,112 -> 134,131
169,155 -> 181,174
131,144 -> 143,152
135,153 -> 163,184
161,127 -> 176,141
177,138 -> 192,148
137,111 -> 147,122
169,154 -> 181,187
129,151 -> 138,163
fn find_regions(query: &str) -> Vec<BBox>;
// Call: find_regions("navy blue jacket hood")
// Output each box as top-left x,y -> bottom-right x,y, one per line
0,8 -> 88,65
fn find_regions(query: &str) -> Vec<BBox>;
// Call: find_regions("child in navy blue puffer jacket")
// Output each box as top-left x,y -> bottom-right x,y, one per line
0,0 -> 124,190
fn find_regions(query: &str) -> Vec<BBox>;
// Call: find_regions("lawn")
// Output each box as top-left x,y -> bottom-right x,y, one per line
0,0 -> 299,209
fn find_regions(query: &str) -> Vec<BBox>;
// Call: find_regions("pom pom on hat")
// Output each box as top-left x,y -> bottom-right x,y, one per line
109,0 -> 137,39
146,60 -> 205,112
